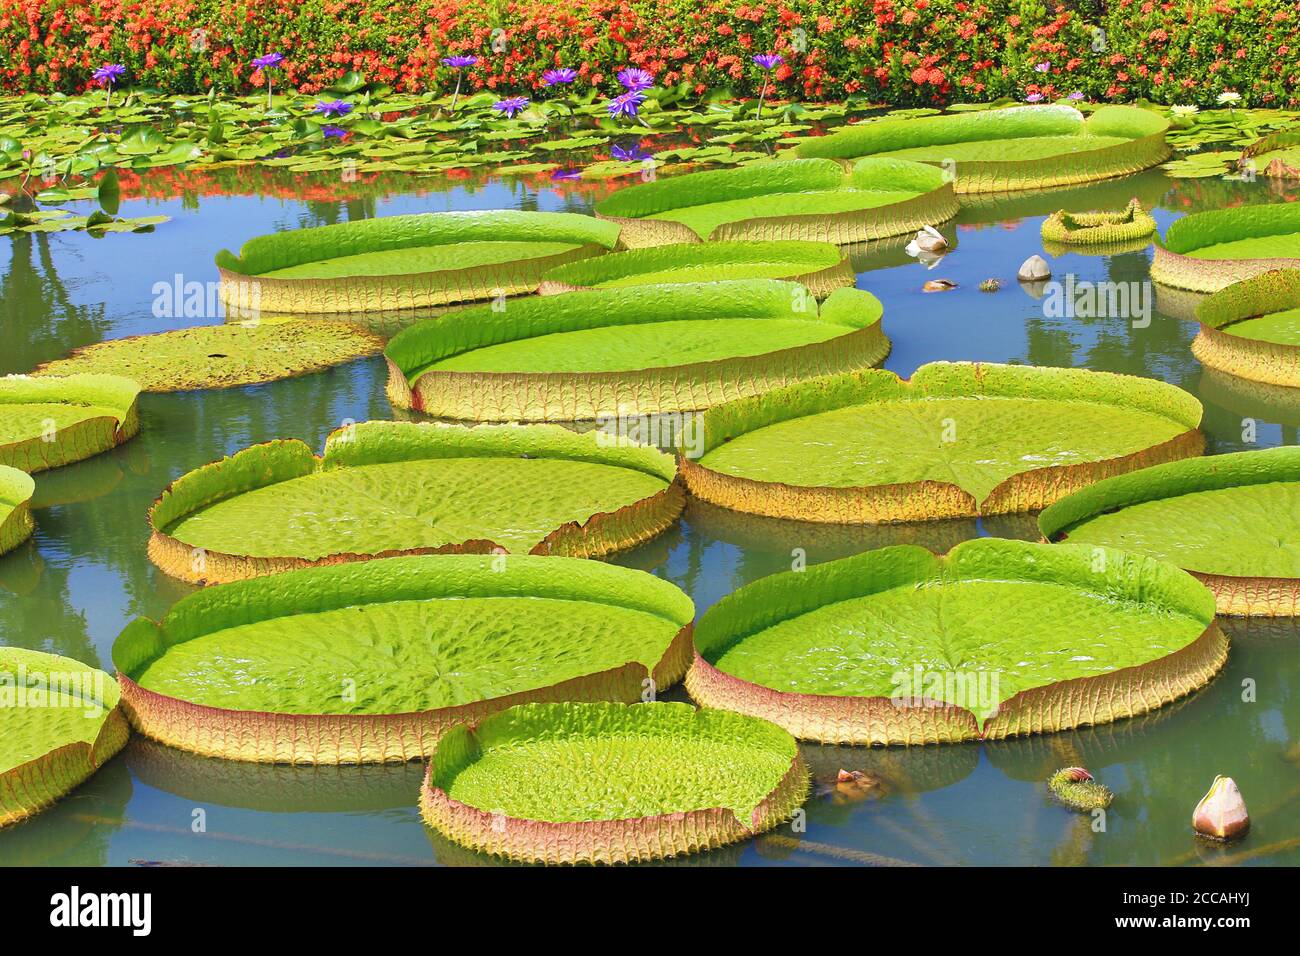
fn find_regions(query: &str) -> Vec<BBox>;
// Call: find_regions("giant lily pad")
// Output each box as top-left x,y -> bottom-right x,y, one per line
1190,269 -> 1300,387
794,105 -> 1171,193
385,280 -> 889,421
32,321 -> 384,392
1239,127 -> 1300,179
420,701 -> 809,864
592,157 -> 956,247
1,648 -> 129,827
214,210 -> 622,314
0,466 -> 35,557
1152,202 -> 1300,293
681,362 -> 1203,523
537,240 -> 854,298
1040,446 -> 1300,616
686,538 -> 1225,744
0,374 -> 140,473
113,555 -> 694,764
147,420 -> 682,584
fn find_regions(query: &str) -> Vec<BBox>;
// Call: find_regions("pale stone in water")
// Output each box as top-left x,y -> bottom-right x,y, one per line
1018,254 -> 1051,282
1192,775 -> 1249,840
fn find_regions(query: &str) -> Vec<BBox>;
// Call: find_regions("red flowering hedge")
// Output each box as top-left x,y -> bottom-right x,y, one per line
1,0 -> 1297,107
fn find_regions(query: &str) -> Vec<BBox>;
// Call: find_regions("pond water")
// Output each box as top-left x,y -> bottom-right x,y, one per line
1,157 -> 1297,867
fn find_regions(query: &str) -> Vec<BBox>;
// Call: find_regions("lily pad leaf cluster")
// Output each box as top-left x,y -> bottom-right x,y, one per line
0,374 -> 141,473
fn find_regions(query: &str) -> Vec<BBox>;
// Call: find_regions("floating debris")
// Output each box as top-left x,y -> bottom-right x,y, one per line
979,278 -> 1002,293
922,278 -> 957,292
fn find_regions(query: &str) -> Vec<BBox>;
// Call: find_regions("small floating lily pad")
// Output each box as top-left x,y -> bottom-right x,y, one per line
681,362 -> 1203,523
1040,446 -> 1300,616
148,420 -> 682,584
1152,202 -> 1300,292
593,157 -> 956,247
1,647 -> 129,827
33,321 -> 384,392
0,466 -> 35,557
0,374 -> 140,473
1040,198 -> 1156,254
420,701 -> 809,864
385,280 -> 889,422
795,105 -> 1170,193
686,538 -> 1225,744
113,555 -> 694,763
538,240 -> 854,298
215,210 -> 622,313
1191,269 -> 1300,387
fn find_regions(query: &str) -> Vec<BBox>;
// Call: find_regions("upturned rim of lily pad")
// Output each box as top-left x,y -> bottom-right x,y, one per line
1190,269 -> 1300,388
1,647 -> 129,828
112,555 -> 695,765
679,361 -> 1204,524
0,373 -> 141,474
146,420 -> 684,585
383,280 -> 889,422
592,157 -> 958,247
214,210 -> 623,314
1039,445 -> 1300,616
684,538 -> 1226,745
537,240 -> 855,299
419,701 -> 810,865
793,105 -> 1171,194
0,465 -> 35,558
1152,202 -> 1300,293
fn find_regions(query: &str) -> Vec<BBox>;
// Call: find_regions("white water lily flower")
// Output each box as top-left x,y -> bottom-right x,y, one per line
1216,91 -> 1242,106
1169,104 -> 1199,117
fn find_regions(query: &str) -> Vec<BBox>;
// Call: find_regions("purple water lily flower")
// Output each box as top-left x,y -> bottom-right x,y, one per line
492,96 -> 530,119
617,68 -> 654,93
1068,90 -> 1086,101
442,55 -> 479,111
1025,92 -> 1045,103
611,143 -> 650,162
251,53 -> 283,107
313,99 -> 354,118
753,53 -> 783,70
322,125 -> 348,139
542,67 -> 578,87
607,90 -> 646,121
1035,62 -> 1051,73
550,168 -> 582,182
92,63 -> 126,105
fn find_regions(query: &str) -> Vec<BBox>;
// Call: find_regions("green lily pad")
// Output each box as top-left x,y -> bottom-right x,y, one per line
0,374 -> 140,473
112,555 -> 693,763
384,280 -> 889,421
538,240 -> 853,296
595,157 -> 953,245
684,362 -> 1203,522
794,105 -> 1170,193
33,321 -> 384,392
0,465 -> 35,557
1153,202 -> 1300,292
215,210 -> 622,313
1,647 -> 129,827
147,421 -> 682,584
421,701 -> 809,864
686,538 -> 1224,744
1040,446 -> 1300,616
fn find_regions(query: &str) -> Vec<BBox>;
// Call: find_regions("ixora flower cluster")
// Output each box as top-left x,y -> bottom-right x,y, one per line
1,0 -> 1298,106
